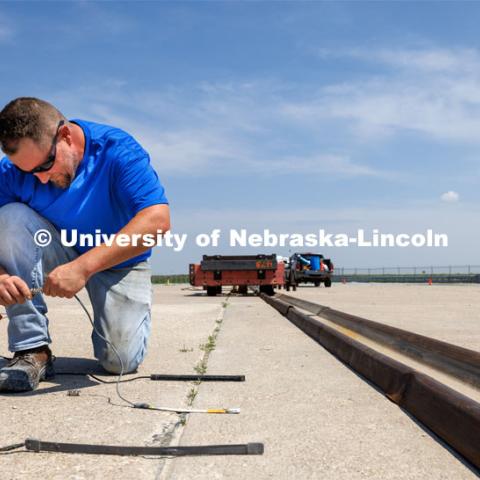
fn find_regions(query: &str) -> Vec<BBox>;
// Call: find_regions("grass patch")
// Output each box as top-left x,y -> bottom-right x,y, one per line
194,361 -> 207,376
189,296 -> 230,396
199,335 -> 216,353
186,388 -> 198,405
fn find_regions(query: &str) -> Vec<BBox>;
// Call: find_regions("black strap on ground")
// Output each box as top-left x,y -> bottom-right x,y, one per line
25,438 -> 263,456
150,374 -> 245,382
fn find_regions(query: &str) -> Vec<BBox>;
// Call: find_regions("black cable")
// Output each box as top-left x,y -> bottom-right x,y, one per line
0,442 -> 25,453
72,294 -> 136,407
55,372 -> 150,384
54,372 -> 245,383
2,290 -> 238,414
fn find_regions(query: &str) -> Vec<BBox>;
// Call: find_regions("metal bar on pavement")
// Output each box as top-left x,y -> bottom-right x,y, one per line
25,438 -> 264,456
150,374 -> 245,382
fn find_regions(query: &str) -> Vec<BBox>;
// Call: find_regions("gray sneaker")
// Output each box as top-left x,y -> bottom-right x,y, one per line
0,347 -> 54,392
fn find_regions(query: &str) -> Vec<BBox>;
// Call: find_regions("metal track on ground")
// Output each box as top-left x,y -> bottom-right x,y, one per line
260,293 -> 480,471
276,293 -> 480,389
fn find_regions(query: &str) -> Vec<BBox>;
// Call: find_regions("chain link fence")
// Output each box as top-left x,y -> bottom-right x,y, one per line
332,265 -> 480,283
335,265 -> 480,275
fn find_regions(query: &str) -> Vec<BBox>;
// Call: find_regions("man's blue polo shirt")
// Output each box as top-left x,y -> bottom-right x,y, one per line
0,119 -> 168,268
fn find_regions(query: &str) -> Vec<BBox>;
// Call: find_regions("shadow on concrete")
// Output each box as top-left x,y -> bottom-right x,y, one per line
0,356 -> 133,397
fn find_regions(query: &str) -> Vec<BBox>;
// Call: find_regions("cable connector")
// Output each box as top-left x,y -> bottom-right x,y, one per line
226,408 -> 241,414
131,403 -> 241,414
0,441 -> 25,452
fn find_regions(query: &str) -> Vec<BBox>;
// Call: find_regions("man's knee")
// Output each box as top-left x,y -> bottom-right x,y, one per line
0,203 -> 35,229
0,202 -> 34,227
0,204 -> 39,265
98,347 -> 143,374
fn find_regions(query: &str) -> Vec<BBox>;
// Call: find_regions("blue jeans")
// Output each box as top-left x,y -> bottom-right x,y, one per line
0,203 -> 152,374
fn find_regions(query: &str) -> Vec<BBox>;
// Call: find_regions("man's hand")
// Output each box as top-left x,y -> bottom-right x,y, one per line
43,262 -> 89,298
0,274 -> 32,306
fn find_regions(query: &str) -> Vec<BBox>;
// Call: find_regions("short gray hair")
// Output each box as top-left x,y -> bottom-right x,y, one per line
0,97 -> 66,155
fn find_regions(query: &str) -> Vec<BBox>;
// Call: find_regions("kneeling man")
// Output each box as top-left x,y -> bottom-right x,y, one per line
0,97 -> 170,391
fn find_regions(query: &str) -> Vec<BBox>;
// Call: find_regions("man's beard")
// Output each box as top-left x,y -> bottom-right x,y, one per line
51,152 -> 80,189
50,172 -> 73,189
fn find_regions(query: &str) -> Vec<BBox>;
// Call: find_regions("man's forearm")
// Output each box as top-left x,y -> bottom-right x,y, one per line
71,204 -> 170,278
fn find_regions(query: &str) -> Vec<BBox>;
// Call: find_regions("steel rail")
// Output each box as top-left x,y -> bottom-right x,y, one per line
260,293 -> 480,470
275,293 -> 480,388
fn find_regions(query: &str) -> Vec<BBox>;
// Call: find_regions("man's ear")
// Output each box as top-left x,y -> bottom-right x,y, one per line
60,124 -> 73,146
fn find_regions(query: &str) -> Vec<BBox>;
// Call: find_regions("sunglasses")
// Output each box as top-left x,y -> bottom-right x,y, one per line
20,120 -> 65,174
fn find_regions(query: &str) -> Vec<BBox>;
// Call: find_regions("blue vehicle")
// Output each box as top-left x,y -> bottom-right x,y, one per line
284,252 -> 334,290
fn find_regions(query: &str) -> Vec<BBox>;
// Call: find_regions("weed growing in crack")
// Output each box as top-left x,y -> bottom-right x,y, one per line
194,361 -> 207,375
199,335 -> 216,353
187,388 -> 198,405
188,297 -> 229,398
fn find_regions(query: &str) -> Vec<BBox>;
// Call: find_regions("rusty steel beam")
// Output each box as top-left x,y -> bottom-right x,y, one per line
261,293 -> 480,470
276,293 -> 480,388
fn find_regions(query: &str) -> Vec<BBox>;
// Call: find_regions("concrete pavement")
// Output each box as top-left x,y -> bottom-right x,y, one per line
289,282 -> 480,351
165,287 -> 478,480
0,286 -> 226,479
1,284 -> 478,479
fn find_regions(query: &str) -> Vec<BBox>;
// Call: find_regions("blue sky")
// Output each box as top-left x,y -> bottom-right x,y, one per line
2,1 -> 480,273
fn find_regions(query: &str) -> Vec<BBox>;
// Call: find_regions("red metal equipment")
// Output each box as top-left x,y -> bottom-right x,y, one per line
189,254 -> 284,296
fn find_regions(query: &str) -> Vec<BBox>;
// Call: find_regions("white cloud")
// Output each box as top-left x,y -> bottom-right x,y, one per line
50,82 -> 390,178
141,130 -> 241,174
284,47 -> 480,144
441,191 -> 459,203
47,46 -> 480,180
142,134 -> 384,178
249,154 -> 389,177
283,81 -> 480,143
326,47 -> 480,74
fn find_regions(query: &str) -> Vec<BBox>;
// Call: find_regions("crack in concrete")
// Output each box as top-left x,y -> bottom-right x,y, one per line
154,298 -> 228,480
